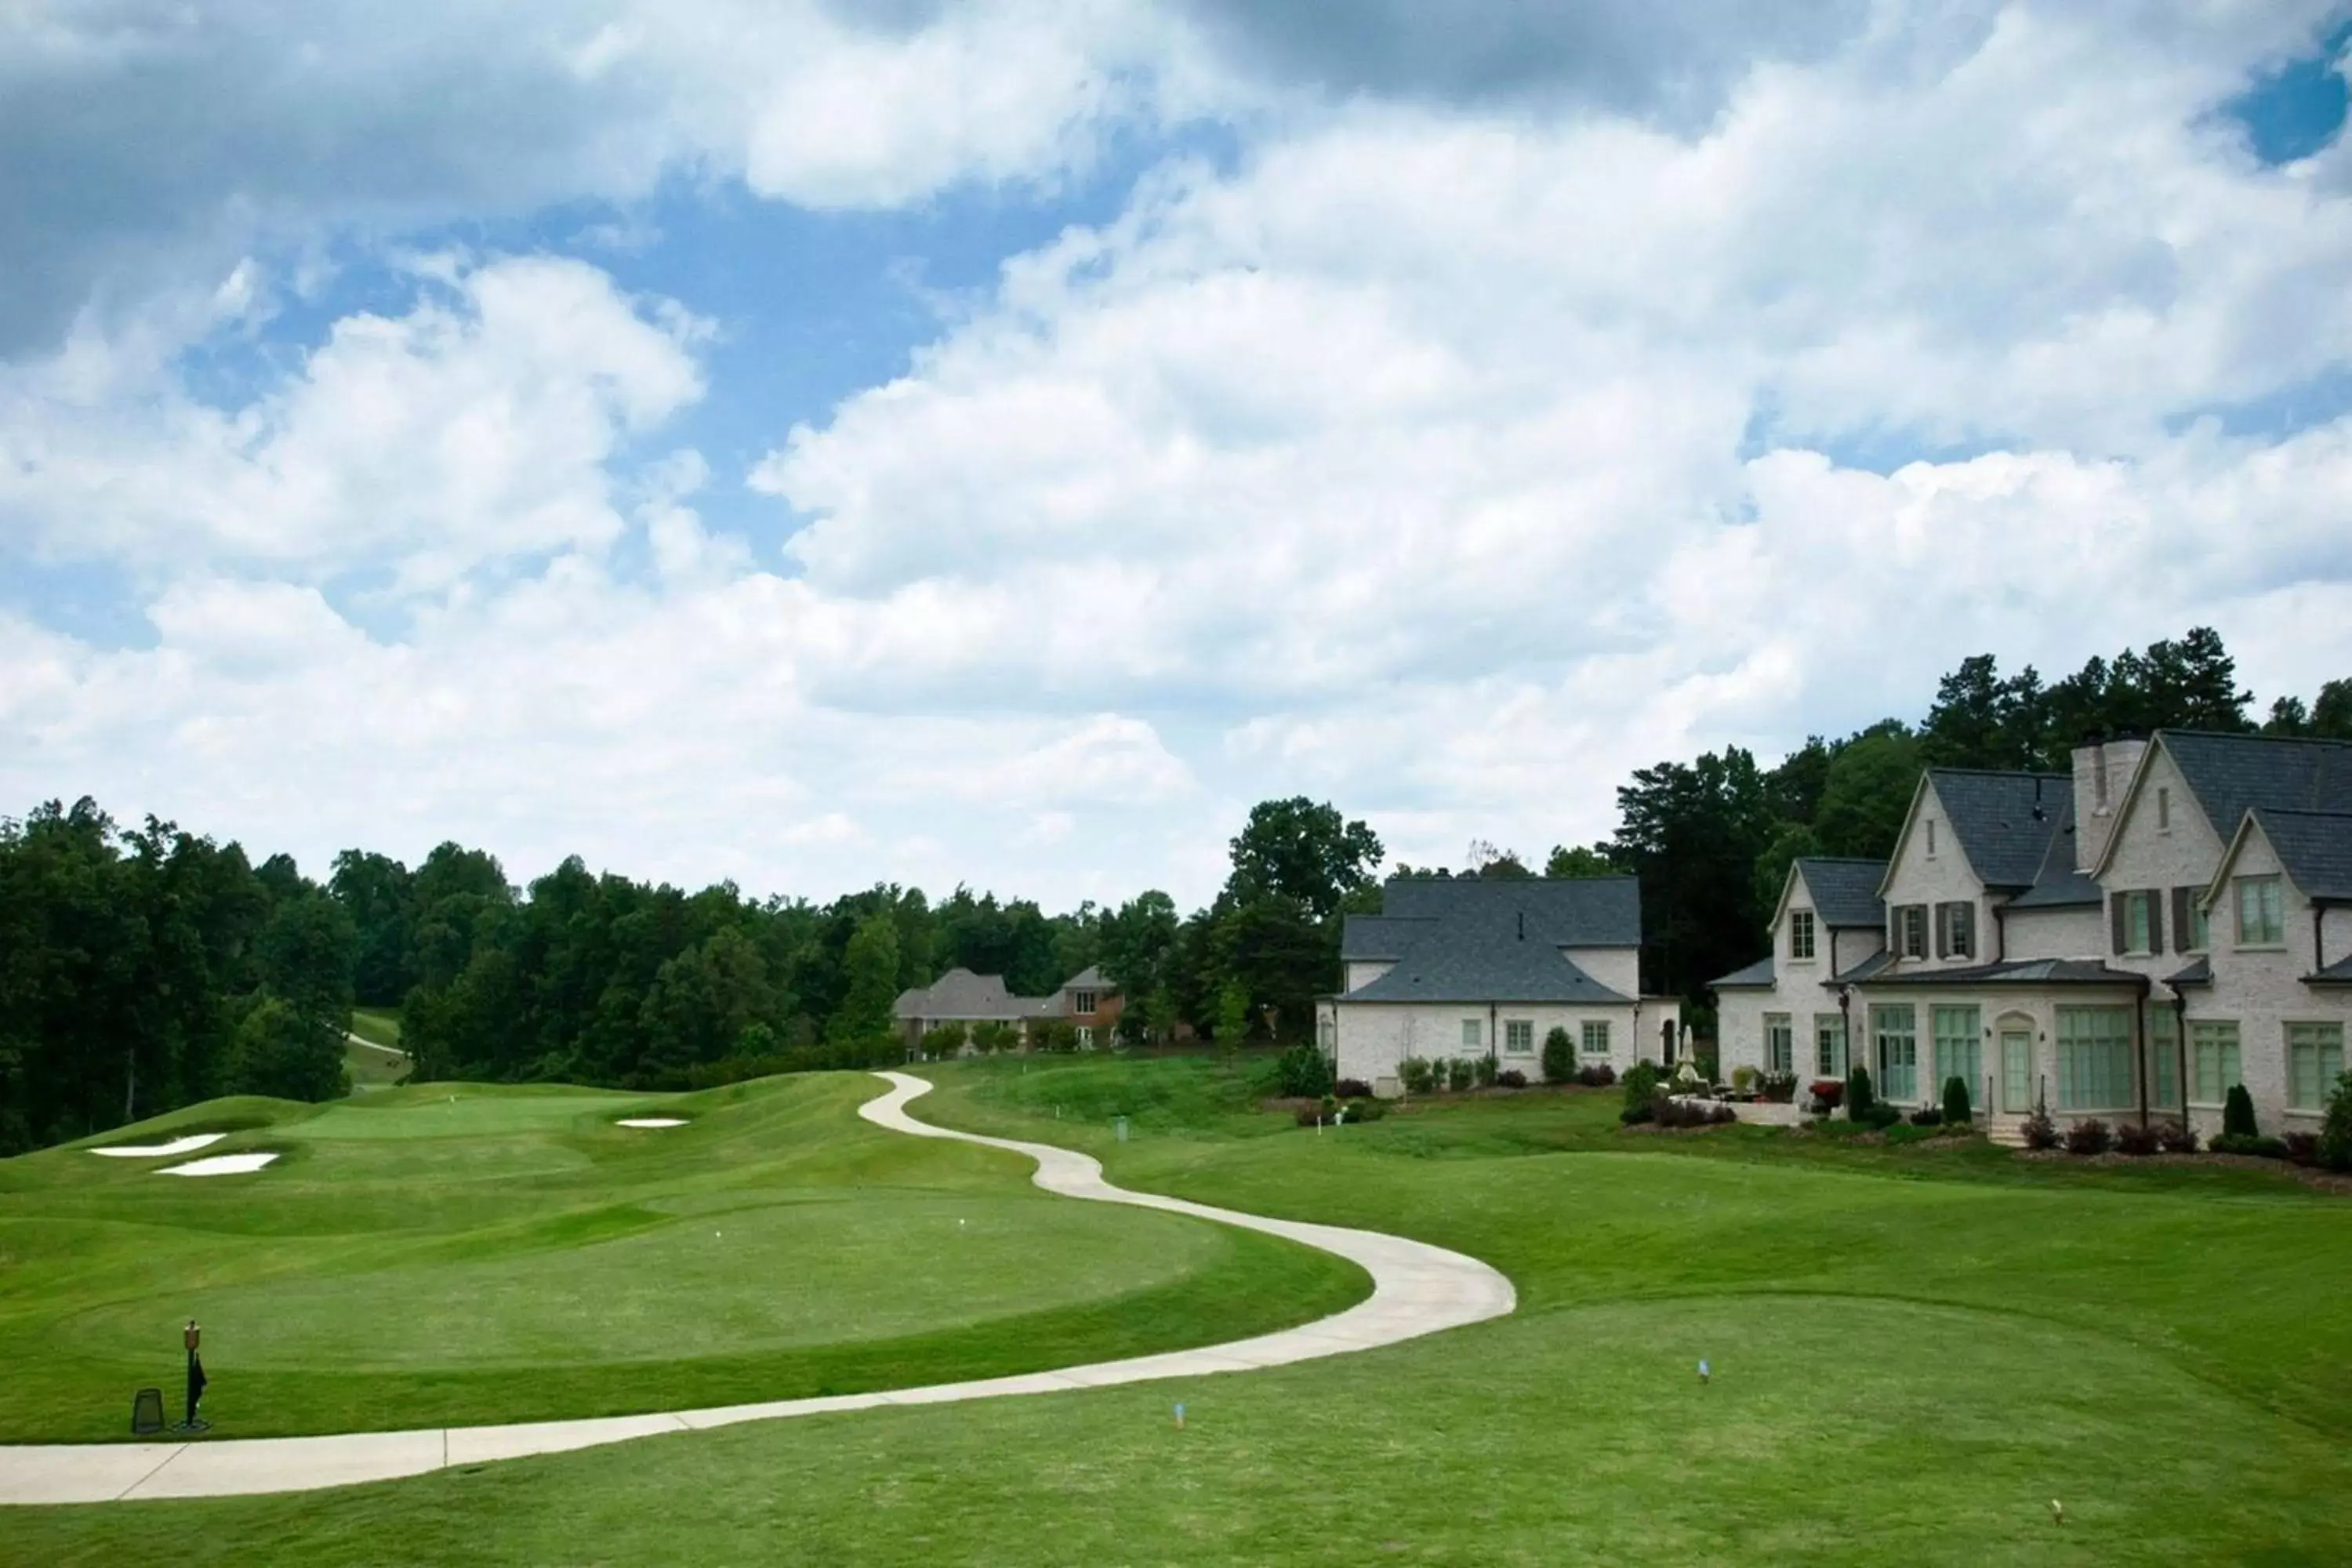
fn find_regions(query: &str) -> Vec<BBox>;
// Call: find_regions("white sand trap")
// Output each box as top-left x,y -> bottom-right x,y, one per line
157,1152 -> 279,1177
615,1118 -> 687,1129
90,1133 -> 227,1159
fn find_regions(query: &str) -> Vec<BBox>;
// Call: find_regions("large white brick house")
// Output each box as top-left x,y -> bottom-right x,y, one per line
1319,877 -> 1682,1094
1716,733 -> 2352,1138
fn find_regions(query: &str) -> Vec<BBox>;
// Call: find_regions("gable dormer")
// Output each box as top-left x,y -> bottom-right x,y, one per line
1878,771 -> 2063,967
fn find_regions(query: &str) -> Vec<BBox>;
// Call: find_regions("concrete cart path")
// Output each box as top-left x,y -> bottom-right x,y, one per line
1,1070 -> 1513,1505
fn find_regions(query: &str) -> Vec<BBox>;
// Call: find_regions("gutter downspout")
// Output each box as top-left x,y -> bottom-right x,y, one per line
1992,902 -> 2006,964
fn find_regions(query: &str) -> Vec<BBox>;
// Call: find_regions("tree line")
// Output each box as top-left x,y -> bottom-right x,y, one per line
3,624 -> 2340,1152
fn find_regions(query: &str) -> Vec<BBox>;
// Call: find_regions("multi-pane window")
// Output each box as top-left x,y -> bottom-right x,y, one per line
2056,1006 -> 2134,1111
2179,890 -> 2210,953
1871,1004 -> 1918,1101
1764,1014 -> 1794,1074
1814,1015 -> 1848,1080
2288,1022 -> 2344,1111
1937,901 -> 1976,960
1899,906 -> 1929,960
2190,1020 -> 2242,1106
1072,990 -> 1098,1015
1461,1018 -> 1483,1052
1790,910 -> 1817,961
2147,1009 -> 2182,1109
1932,1005 -> 1981,1101
2237,877 -> 2285,947
1581,1020 -> 1611,1058
2122,891 -> 2156,955
1504,1019 -> 1534,1056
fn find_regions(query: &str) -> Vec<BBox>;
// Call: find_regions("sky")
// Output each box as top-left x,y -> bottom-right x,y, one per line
3,1 -> 2351,913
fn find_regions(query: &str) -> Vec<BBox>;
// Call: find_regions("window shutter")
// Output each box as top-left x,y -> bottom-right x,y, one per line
2170,887 -> 2188,953
1934,903 -> 1949,959
2146,890 -> 2163,955
2110,893 -> 2127,956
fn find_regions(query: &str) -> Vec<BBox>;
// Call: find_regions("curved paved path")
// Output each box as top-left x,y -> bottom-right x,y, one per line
1,1071 -> 1512,1505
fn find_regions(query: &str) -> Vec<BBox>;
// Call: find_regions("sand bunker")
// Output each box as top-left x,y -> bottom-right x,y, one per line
90,1133 -> 227,1158
157,1152 -> 280,1177
615,1118 -> 687,1129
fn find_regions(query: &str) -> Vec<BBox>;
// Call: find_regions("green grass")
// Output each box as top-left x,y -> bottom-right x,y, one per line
11,1053 -> 2352,1566
348,1009 -> 402,1048
0,1071 -> 1365,1443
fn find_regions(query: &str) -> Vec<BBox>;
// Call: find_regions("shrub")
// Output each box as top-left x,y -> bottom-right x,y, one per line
1730,1065 -> 1757,1095
1398,1058 -> 1437,1096
1334,1078 -> 1373,1100
2112,1120 -> 2162,1156
2284,1130 -> 2321,1167
1846,1065 -> 1875,1123
1620,1060 -> 1663,1125
2223,1083 -> 2259,1142
1541,1025 -> 1575,1083
1808,1079 -> 1845,1112
2157,1119 -> 2200,1154
1578,1062 -> 1617,1087
2211,1132 -> 2291,1160
1941,1075 -> 1973,1125
2064,1118 -> 2113,1156
919,1024 -> 967,1060
1342,1096 -> 1387,1123
1907,1106 -> 1944,1127
1655,1096 -> 1736,1129
1276,1042 -> 1335,1099
2020,1102 -> 2061,1150
2321,1072 -> 2352,1173
1446,1057 -> 1476,1093
1473,1054 -> 1499,1089
1495,1069 -> 1529,1089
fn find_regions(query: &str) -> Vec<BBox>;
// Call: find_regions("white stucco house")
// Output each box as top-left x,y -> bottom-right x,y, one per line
1715,733 -> 2352,1139
1317,877 -> 1683,1095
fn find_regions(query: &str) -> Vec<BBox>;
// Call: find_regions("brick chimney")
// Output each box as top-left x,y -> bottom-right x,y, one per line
2072,737 -> 2148,873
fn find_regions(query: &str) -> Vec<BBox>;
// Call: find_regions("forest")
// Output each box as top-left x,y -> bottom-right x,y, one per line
2,626 -> 2344,1153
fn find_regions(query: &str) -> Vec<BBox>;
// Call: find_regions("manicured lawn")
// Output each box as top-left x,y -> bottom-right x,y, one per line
347,1009 -> 403,1050
10,1053 -> 2351,1566
0,1072 -> 1364,1443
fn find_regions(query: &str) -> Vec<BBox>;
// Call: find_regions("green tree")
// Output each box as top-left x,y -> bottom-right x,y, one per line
1214,980 -> 1250,1052
1609,747 -> 1777,1000
828,913 -> 902,1052
1813,724 -> 1922,858
1224,797 -> 1383,920
225,993 -> 348,1102
2313,679 -> 2352,740
1544,843 -> 1619,878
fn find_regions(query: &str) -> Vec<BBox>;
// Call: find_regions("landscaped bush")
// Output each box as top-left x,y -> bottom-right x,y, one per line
2321,1072 -> 2352,1172
1907,1106 -> 1944,1127
1473,1054 -> 1498,1089
1857,1102 -> 1902,1130
1759,1072 -> 1798,1103
1619,1060 -> 1662,1124
1541,1026 -> 1575,1084
2157,1119 -> 2201,1154
2064,1118 -> 2113,1156
2113,1120 -> 2162,1156
1731,1065 -> 1757,1096
2021,1103 -> 2061,1151
1941,1075 -> 1973,1125
2223,1083 -> 2259,1141
1275,1042 -> 1334,1099
2211,1132 -> 2291,1160
1846,1065 -> 1876,1123
1655,1096 -> 1736,1129
1495,1069 -> 1528,1089
1808,1079 -> 1844,1112
1446,1057 -> 1476,1093
1398,1058 -> 1438,1095
2284,1131 -> 2321,1166
1334,1078 -> 1373,1100
1577,1062 -> 1617,1087
919,1024 -> 967,1060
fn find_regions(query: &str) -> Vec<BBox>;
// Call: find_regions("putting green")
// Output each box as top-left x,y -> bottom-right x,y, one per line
0,1072 -> 1368,1442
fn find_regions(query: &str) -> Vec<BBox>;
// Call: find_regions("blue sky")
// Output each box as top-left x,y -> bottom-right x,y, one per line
3,2 -> 2351,910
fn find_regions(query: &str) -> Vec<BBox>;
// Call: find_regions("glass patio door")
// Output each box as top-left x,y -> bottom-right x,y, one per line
2000,1030 -> 2031,1113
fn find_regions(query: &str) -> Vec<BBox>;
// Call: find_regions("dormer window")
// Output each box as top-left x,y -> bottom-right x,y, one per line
1926,819 -> 1937,857
1073,990 -> 1098,1015
2235,877 -> 2285,948
2157,786 -> 2171,833
1790,910 -> 1817,960
1899,906 -> 1929,960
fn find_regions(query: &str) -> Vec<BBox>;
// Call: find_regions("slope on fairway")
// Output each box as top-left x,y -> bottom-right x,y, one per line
15,1052 -> 2347,1566
0,1071 -> 1367,1443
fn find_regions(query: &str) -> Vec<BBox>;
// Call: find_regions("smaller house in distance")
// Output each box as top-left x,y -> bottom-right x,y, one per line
1055,965 -> 1123,1046
1318,877 -> 1681,1096
892,968 -> 1054,1051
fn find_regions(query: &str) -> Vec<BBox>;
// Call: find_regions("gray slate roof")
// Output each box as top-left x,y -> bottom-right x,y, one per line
1833,948 -> 1895,983
1709,956 -> 1776,989
1926,769 -> 2073,891
893,968 -> 1054,1021
2308,953 -> 2352,985
1338,877 -> 1642,1005
2163,731 -> 2352,835
1792,858 -> 1887,927
2249,808 -> 2352,902
2005,787 -> 2101,909
1059,964 -> 1112,992
2167,956 -> 2213,988
1858,957 -> 2145,988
